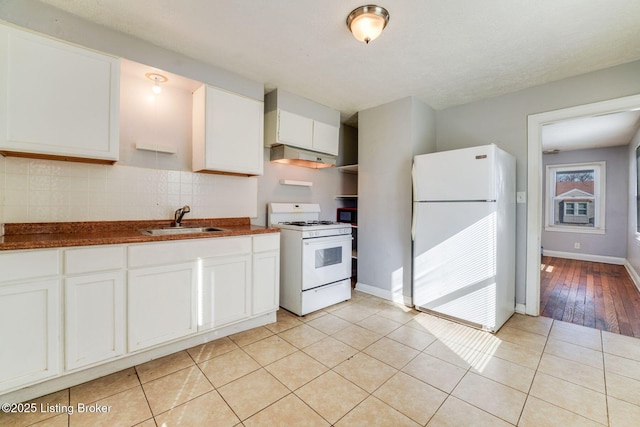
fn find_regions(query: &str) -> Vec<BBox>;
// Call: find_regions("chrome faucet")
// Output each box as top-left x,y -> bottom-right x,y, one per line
173,205 -> 191,227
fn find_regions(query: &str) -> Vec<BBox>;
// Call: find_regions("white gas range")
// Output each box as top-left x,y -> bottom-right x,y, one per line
268,203 -> 352,316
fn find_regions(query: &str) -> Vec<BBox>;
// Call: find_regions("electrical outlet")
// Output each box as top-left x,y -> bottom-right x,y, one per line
574,242 -> 581,249
516,192 -> 526,204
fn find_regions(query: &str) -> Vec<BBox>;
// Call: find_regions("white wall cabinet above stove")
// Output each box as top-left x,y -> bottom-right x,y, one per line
0,23 -> 120,163
264,89 -> 340,156
192,84 -> 264,176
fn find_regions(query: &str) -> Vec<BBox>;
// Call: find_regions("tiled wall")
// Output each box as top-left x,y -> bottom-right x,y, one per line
0,157 -> 257,223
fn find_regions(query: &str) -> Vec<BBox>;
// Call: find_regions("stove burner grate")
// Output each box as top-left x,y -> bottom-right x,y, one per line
279,220 -> 338,226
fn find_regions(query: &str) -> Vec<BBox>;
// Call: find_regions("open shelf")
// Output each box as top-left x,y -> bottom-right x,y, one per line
337,164 -> 358,174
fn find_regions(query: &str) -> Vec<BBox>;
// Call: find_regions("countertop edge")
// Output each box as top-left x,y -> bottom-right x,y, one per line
0,219 -> 280,251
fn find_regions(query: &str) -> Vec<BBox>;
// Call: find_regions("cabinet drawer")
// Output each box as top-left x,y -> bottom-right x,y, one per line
253,233 -> 280,253
0,250 -> 60,283
64,245 -> 125,275
128,236 -> 251,268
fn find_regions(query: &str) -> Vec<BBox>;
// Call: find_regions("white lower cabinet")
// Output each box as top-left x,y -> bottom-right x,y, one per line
0,280 -> 60,392
0,233 -> 280,397
252,234 -> 280,316
199,255 -> 251,331
127,263 -> 198,352
64,272 -> 125,371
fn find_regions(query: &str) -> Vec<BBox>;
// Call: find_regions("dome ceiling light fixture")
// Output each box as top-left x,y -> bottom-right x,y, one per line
346,5 -> 390,44
145,72 -> 168,94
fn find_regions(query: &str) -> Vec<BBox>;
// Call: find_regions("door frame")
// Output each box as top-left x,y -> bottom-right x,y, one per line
525,93 -> 640,316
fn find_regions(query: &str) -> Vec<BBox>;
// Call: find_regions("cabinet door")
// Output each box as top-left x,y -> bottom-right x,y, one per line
128,263 -> 197,352
199,255 -> 251,331
0,280 -> 60,393
193,85 -> 264,175
312,121 -> 339,155
65,272 -> 125,371
0,24 -> 119,162
277,110 -> 313,149
252,251 -> 280,316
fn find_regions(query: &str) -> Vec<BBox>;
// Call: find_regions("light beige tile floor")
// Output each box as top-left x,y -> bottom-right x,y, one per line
3,290 -> 640,426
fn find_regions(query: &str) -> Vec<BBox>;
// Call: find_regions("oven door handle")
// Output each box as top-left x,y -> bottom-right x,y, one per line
303,235 -> 352,245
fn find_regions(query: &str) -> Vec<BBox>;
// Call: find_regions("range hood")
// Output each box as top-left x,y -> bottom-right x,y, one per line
270,145 -> 336,169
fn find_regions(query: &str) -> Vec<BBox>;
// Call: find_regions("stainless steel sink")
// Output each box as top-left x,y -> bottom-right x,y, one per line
140,226 -> 227,236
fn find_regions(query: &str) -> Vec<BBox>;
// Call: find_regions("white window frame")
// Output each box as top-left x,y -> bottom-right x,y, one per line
563,202 -> 575,216
577,202 -> 588,216
545,161 -> 605,234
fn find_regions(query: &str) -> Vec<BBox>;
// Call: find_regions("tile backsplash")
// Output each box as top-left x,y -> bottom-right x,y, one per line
0,157 -> 257,223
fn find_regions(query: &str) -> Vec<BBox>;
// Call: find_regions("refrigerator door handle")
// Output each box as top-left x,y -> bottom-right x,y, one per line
411,164 -> 417,241
411,204 -> 417,241
411,163 -> 418,201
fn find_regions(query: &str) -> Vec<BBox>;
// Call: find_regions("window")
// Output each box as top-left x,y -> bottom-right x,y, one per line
577,202 -> 588,216
564,202 -> 575,215
545,162 -> 605,233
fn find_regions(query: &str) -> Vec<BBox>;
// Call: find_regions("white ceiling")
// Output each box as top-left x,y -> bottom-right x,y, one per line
38,0 -> 640,148
542,111 -> 640,152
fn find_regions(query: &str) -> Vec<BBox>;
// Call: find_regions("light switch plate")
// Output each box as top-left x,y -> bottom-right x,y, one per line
516,192 -> 526,204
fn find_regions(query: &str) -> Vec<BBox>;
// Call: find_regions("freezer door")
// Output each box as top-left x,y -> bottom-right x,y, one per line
413,145 -> 497,202
412,201 -> 499,328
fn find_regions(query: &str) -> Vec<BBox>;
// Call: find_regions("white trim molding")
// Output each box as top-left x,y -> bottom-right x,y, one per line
624,260 -> 640,293
355,282 -> 412,306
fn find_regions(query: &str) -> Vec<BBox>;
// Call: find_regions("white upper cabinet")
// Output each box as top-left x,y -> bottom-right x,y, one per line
0,23 -> 120,163
277,110 -> 313,150
264,89 -> 340,156
312,120 -> 340,155
192,84 -> 264,176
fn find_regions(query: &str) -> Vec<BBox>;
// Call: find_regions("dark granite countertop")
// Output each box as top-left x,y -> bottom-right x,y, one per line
0,218 -> 279,251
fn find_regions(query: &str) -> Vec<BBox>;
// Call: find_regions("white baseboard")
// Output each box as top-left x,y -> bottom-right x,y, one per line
515,303 -> 526,314
542,250 -> 625,265
354,282 -> 412,306
624,260 -> 640,293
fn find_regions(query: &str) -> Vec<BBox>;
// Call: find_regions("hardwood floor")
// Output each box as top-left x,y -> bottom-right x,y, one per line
540,256 -> 640,338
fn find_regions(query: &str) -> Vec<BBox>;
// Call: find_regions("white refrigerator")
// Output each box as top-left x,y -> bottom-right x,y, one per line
412,144 -> 516,332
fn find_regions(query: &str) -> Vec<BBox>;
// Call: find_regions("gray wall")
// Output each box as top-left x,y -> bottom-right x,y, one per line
253,147 -> 356,226
436,59 -> 640,305
253,125 -> 358,226
358,97 -> 436,303
542,146 -> 629,258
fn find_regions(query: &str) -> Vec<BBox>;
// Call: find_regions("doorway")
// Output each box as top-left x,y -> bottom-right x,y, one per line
525,94 -> 640,319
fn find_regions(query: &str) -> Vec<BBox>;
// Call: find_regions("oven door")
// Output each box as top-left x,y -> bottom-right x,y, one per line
302,234 -> 352,290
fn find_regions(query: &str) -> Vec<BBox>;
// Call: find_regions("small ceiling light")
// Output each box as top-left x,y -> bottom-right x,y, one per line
346,5 -> 390,44
145,72 -> 168,94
